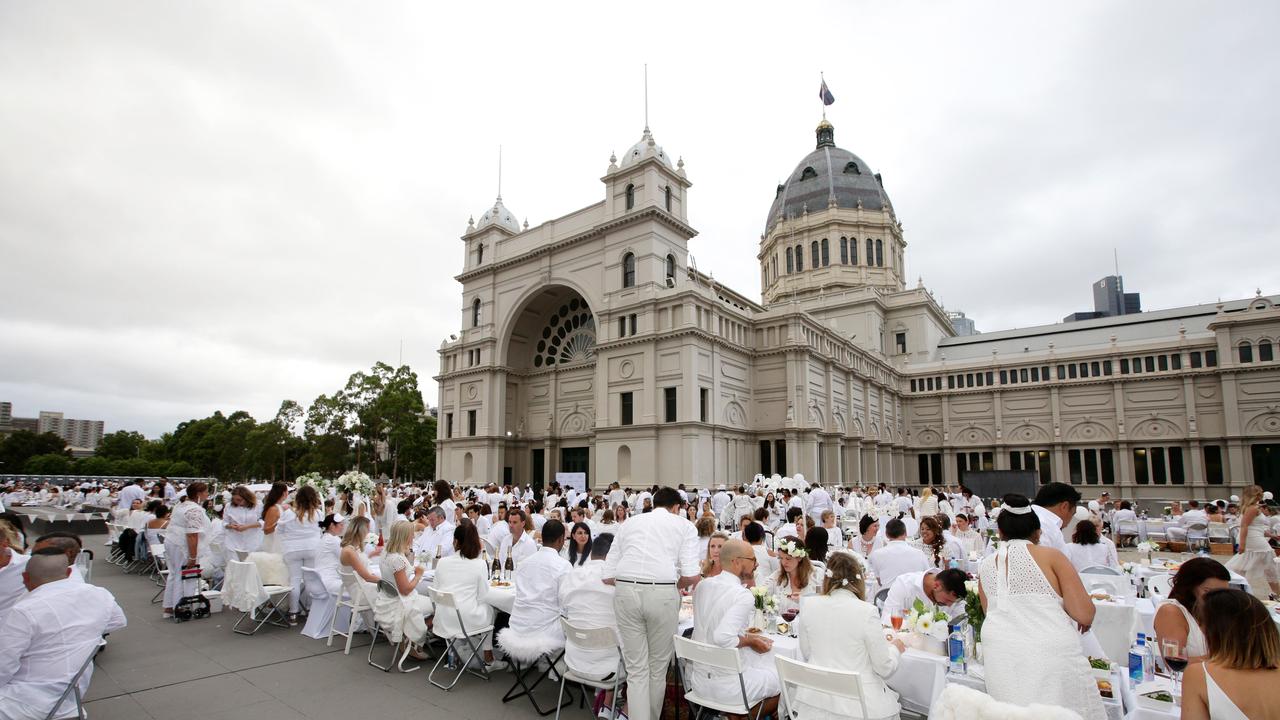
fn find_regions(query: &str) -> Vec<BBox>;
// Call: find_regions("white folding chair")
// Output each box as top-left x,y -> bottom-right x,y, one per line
149,544 -> 169,604
1185,522 -> 1209,551
1115,519 -> 1139,547
1207,522 -> 1232,545
1146,573 -> 1173,599
497,625 -> 570,715
427,588 -> 494,690
775,654 -> 869,720
367,579 -> 422,673
74,549 -> 93,585
672,634 -> 764,720
553,618 -> 624,720
1144,520 -> 1168,545
1080,565 -> 1122,576
328,568 -> 374,654
300,567 -> 339,640
873,587 -> 890,613
224,560 -> 291,635
42,638 -> 105,720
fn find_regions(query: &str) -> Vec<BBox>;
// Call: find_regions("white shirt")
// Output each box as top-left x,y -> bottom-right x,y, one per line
277,508 -> 322,554
1031,505 -> 1068,553
1112,508 -> 1138,527
807,487 -> 834,521
498,532 -> 537,568
711,491 -> 730,515
602,507 -> 700,582
0,579 -> 126,718
510,546 -> 571,637
692,571 -> 751,652
413,521 -> 456,559
116,484 -> 146,509
559,559 -> 620,677
0,551 -> 30,627
1064,539 -> 1120,572
868,540 -> 930,588
880,571 -> 934,625
894,496 -> 913,515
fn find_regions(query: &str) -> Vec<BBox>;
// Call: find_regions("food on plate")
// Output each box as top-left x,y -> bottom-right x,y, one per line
1142,691 -> 1174,703
1089,592 -> 1114,602
1096,679 -> 1113,699
1088,657 -> 1111,670
490,580 -> 512,587
746,626 -> 763,634
776,622 -> 791,634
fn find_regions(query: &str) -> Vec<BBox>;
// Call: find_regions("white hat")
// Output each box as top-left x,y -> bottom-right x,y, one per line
1230,495 -> 1241,503
1265,492 -> 1275,501
1087,500 -> 1100,512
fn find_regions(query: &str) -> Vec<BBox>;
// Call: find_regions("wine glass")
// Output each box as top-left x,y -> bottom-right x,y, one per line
890,613 -> 904,632
1161,638 -> 1187,699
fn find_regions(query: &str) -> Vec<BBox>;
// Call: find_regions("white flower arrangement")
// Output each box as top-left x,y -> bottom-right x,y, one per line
294,472 -> 332,496
750,585 -> 779,613
777,539 -> 808,559
905,599 -> 951,642
1121,562 -> 1137,575
1136,540 -> 1160,554
337,470 -> 375,498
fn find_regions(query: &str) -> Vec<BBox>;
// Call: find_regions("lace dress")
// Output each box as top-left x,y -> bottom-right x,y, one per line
978,540 -> 1105,720
1226,514 -> 1278,599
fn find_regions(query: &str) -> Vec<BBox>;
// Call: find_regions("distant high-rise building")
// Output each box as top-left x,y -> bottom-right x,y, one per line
1065,274 -> 1142,322
0,401 -> 10,430
1,403 -> 104,449
947,311 -> 979,337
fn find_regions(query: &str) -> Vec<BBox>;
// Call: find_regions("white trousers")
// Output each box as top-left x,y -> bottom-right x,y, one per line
283,549 -> 316,614
162,541 -> 191,609
613,582 -> 680,720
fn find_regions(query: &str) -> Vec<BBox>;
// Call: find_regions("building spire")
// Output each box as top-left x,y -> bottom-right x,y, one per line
497,145 -> 503,201
643,63 -> 649,133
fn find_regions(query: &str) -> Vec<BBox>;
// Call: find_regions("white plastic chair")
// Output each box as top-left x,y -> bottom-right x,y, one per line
300,567 -> 339,640
1207,522 -> 1232,545
553,618 -> 625,720
1184,522 -> 1209,551
1084,574 -> 1135,600
672,634 -> 764,720
1146,573 -> 1173,599
775,654 -> 868,720
427,587 -> 494,690
1080,565 -> 1122,576
328,568 -> 374,654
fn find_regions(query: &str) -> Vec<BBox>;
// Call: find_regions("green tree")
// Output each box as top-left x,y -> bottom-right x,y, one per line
0,431 -> 68,473
95,430 -> 149,460
24,453 -> 72,475
74,456 -> 115,476
112,457 -> 154,477
165,460 -> 197,477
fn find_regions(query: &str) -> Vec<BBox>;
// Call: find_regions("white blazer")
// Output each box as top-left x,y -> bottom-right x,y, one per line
797,589 -> 903,720
431,554 -> 494,638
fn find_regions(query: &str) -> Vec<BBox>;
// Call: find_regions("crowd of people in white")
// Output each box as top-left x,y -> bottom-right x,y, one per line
3,475 -> 1280,720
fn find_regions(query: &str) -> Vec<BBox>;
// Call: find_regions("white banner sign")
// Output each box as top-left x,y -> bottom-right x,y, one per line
555,472 -> 587,494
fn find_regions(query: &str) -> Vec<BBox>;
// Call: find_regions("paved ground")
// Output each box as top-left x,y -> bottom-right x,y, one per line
79,532 -> 558,720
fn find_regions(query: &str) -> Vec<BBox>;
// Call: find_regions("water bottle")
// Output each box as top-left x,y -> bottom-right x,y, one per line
1129,634 -> 1146,685
948,558 -> 960,570
948,625 -> 966,675
1142,635 -> 1156,682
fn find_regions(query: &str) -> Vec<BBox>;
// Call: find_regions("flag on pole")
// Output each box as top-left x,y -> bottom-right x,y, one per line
819,79 -> 835,106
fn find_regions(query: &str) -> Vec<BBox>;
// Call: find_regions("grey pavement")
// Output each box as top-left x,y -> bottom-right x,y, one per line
80,532 -> 570,720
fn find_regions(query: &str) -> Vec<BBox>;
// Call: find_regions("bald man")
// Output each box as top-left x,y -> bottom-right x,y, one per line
0,550 -> 126,719
689,539 -> 780,719
32,533 -> 86,584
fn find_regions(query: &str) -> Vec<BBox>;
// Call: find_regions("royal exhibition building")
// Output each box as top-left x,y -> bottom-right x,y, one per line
434,120 -> 1280,500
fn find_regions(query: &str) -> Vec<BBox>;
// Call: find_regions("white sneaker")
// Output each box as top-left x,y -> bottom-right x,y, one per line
597,709 -> 614,720
485,659 -> 509,672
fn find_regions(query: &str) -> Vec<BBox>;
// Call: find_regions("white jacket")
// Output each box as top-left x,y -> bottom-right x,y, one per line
796,589 -> 902,719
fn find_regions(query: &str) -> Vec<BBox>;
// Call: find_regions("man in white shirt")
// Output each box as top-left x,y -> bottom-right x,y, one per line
507,519 -> 571,643
1166,500 -> 1209,543
498,510 -> 537,567
1031,482 -> 1080,553
0,552 -> 127,719
689,540 -> 779,718
869,518 -> 930,588
412,506 -> 455,559
711,486 -> 730,518
0,521 -> 29,626
879,568 -> 969,626
559,534 -> 621,681
894,490 -> 914,517
602,487 -> 701,720
806,485 -> 834,524
115,479 -> 146,510
874,486 -> 893,508
743,522 -> 778,585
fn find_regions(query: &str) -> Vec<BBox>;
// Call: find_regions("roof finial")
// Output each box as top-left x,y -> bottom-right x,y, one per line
497,145 -> 503,201
643,63 -> 649,134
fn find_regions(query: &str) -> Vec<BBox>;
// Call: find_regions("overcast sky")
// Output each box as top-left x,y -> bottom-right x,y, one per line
2,1 -> 1277,438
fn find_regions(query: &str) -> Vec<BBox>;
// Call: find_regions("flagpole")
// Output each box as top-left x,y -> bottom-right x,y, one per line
820,71 -> 826,120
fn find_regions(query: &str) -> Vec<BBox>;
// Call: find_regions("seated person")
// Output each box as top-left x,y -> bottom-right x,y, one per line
1154,557 -> 1230,662
1111,501 -> 1139,546
690,540 -> 780,720
497,510 -> 537,569
0,550 -> 127,719
1180,588 -> 1280,720
951,514 -> 984,556
879,568 -> 968,626
820,510 -> 843,548
767,538 -> 822,614
869,519 -> 930,588
742,522 -> 777,585
1166,500 -> 1210,543
1064,518 -> 1121,572
559,533 -> 627,716
30,533 -> 85,584
504,519 -> 571,648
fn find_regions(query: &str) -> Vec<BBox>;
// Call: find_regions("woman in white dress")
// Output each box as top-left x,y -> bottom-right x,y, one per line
1226,485 -> 1279,600
258,482 -> 287,556
854,516 -> 884,556
313,513 -> 346,594
1179,588 -> 1280,720
796,551 -> 905,720
161,482 -> 211,619
767,538 -> 821,614
379,520 -> 434,657
278,484 -> 322,623
1063,517 -> 1120,572
221,485 -> 263,561
1153,556 -> 1230,661
433,521 -> 498,665
978,494 -> 1105,720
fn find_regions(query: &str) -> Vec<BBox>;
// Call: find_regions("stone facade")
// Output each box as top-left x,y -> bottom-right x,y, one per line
435,122 -> 1280,499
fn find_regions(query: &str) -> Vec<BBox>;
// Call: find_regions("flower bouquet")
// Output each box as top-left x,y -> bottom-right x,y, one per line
749,585 -> 778,631
1136,540 -> 1160,563
295,472 -> 332,497
963,580 -> 984,642
904,599 -> 950,655
337,470 -> 374,499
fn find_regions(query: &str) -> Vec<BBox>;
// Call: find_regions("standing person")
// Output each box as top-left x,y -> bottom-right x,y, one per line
1179,588 -> 1280,720
162,482 -> 210,619
806,484 -> 833,525
602,487 -> 701,720
1227,485 -> 1280,600
1030,482 -> 1080,553
221,485 -> 263,561
278,485 -> 322,624
978,495 -> 1103,719
259,482 -> 288,555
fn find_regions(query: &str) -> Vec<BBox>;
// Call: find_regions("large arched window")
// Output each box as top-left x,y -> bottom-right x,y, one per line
664,185 -> 672,212
850,237 -> 858,265
665,254 -> 676,284
471,298 -> 481,328
1260,340 -> 1275,362
810,241 -> 820,269
839,237 -> 848,264
785,247 -> 794,273
772,255 -> 778,280
866,238 -> 873,266
795,244 -> 804,271
1239,341 -> 1254,363
622,252 -> 636,288
821,238 -> 830,266
625,184 -> 635,210
475,243 -> 484,265
875,239 -> 884,267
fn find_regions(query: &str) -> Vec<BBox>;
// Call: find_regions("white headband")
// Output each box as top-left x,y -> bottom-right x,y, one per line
1000,503 -> 1033,515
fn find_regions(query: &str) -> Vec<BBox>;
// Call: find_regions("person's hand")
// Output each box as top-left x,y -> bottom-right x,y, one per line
745,634 -> 773,653
891,638 -> 907,653
414,565 -> 425,577
184,559 -> 197,568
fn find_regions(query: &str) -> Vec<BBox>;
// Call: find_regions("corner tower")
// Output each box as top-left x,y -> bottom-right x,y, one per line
759,120 -> 905,304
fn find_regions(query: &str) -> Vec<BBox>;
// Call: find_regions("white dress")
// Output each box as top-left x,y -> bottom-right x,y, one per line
221,504 -> 263,556
1226,514 -> 1278,599
1203,662 -> 1249,719
979,540 -> 1105,720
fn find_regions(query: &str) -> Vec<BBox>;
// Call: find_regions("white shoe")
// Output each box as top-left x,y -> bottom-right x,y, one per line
485,659 -> 509,672
597,709 -> 614,720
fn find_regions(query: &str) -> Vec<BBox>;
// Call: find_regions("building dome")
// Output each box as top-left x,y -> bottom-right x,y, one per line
619,127 -> 674,170
475,195 -> 521,234
765,120 -> 891,234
